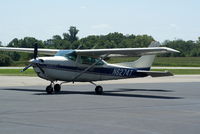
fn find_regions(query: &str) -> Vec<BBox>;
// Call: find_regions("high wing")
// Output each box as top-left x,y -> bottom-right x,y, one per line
0,41 -> 179,57
75,47 -> 179,57
0,47 -> 59,55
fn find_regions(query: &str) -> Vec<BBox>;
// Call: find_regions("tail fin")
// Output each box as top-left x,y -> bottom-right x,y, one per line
116,41 -> 160,70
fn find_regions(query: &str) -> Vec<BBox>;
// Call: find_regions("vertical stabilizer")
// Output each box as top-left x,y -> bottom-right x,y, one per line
116,41 -> 161,70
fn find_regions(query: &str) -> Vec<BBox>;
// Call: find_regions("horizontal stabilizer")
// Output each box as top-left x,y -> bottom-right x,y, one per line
137,70 -> 174,77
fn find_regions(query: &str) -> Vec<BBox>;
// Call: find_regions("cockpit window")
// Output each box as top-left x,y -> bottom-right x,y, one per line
80,56 -> 104,65
55,50 -> 104,65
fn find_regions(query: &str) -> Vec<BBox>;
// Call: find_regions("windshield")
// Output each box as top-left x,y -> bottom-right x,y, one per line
55,50 -> 77,61
55,50 -> 74,56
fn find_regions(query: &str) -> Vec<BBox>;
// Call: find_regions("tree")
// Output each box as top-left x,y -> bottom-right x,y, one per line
63,33 -> 70,41
8,38 -> 19,47
161,39 -> 200,57
8,37 -> 44,48
63,26 -> 79,43
53,35 -> 62,40
0,41 -> 2,46
0,54 -> 13,66
196,37 -> 200,44
8,52 -> 21,61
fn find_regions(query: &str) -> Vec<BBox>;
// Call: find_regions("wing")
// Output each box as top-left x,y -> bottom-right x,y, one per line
75,47 -> 179,57
0,47 -> 59,55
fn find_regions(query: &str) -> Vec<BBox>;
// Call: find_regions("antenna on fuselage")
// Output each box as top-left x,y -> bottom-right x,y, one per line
92,43 -> 98,49
76,44 -> 82,49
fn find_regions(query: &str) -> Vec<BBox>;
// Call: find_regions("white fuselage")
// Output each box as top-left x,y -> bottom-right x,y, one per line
32,56 -> 148,82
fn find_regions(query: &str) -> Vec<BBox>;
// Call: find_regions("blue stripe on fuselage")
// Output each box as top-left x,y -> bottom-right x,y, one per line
38,64 -> 150,78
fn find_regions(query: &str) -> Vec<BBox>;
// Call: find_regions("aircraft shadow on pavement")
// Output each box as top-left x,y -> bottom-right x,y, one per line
109,88 -> 174,93
1,88 -> 182,99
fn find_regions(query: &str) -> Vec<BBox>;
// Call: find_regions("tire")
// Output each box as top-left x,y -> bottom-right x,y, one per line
54,84 -> 61,92
95,86 -> 103,95
46,85 -> 53,94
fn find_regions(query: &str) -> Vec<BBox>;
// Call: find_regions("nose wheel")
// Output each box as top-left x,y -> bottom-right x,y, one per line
46,83 -> 61,94
90,82 -> 103,95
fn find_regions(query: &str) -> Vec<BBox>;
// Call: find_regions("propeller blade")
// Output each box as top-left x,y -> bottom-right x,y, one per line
20,64 -> 32,72
33,43 -> 38,59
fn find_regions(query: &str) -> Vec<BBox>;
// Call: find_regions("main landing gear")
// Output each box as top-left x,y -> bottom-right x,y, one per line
46,83 -> 61,94
95,85 -> 103,95
45,81 -> 103,95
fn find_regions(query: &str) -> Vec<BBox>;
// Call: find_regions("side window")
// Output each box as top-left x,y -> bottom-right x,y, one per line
81,56 -> 91,64
95,58 -> 104,65
66,52 -> 77,61
80,56 -> 104,65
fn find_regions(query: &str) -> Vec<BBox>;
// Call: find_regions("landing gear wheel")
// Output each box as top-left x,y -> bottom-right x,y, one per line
95,86 -> 103,95
46,85 -> 53,94
54,84 -> 61,93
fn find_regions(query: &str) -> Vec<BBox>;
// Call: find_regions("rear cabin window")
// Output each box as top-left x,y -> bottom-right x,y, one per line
80,56 -> 104,65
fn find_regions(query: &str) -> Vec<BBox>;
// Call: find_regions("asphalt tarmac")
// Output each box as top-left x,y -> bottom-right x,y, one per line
0,76 -> 200,134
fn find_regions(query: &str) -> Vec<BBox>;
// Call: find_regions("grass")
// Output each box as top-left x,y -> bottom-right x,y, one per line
153,57 -> 200,67
107,57 -> 200,67
0,69 -> 36,76
0,69 -> 199,76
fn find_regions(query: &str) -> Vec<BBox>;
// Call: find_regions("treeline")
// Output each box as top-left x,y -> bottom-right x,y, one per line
162,39 -> 200,57
7,26 -> 154,49
0,26 -> 200,66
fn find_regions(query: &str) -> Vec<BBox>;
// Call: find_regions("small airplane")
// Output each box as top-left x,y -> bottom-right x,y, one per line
0,41 -> 179,94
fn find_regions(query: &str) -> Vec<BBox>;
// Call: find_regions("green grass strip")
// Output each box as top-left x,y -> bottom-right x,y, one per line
107,57 -> 200,67
0,69 -> 36,76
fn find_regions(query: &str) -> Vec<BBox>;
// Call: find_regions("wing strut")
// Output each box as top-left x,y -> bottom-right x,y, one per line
72,54 -> 109,83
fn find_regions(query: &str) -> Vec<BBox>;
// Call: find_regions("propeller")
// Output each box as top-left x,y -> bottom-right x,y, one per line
21,43 -> 45,74
20,63 -> 33,72
33,43 -> 38,59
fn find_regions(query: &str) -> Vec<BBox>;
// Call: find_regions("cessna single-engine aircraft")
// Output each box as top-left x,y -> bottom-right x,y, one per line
0,41 -> 179,94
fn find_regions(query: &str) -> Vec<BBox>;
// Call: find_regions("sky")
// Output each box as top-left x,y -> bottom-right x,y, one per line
0,0 -> 200,45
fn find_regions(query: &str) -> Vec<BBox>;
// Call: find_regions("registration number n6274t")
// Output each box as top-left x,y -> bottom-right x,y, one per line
112,68 -> 134,77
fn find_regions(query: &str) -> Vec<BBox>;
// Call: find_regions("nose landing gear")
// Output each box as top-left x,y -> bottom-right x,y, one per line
90,82 -> 103,95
